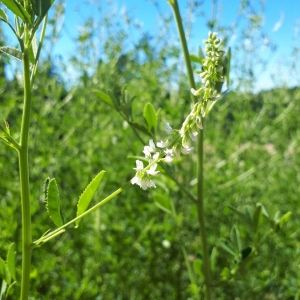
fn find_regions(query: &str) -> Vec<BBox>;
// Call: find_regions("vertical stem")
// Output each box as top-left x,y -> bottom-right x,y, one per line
19,26 -> 32,300
169,0 -> 197,103
196,127 -> 212,300
168,1 -> 212,298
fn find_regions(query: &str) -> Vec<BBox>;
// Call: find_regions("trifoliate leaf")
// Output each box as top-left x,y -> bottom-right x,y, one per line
76,171 -> 106,228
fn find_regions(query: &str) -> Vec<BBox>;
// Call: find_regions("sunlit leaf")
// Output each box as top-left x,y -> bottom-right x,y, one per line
279,211 -> 291,229
143,102 -> 157,135
0,8 -> 8,22
192,259 -> 203,277
1,0 -> 32,24
46,178 -> 64,227
94,90 -> 115,108
190,54 -> 202,64
76,171 -> 106,227
210,247 -> 218,271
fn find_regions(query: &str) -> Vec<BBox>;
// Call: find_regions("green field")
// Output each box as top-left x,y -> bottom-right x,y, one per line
0,1 -> 299,299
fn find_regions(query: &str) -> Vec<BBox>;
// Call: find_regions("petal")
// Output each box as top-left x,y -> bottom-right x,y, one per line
181,146 -> 194,155
134,160 -> 144,171
147,164 -> 159,176
165,123 -> 173,134
149,139 -> 156,150
157,140 -> 169,148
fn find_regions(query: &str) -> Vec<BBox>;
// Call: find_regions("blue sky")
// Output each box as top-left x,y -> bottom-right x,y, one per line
2,0 -> 300,91
53,0 -> 300,91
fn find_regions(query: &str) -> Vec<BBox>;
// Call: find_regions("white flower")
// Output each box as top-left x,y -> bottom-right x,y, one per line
131,160 -> 159,190
134,160 -> 144,171
140,178 -> 156,190
189,130 -> 198,141
143,139 -> 156,158
196,116 -> 203,129
157,140 -> 169,148
147,163 -> 159,176
131,175 -> 156,190
152,152 -> 160,161
164,148 -> 174,162
181,146 -> 194,155
165,123 -> 173,134
191,88 -> 198,96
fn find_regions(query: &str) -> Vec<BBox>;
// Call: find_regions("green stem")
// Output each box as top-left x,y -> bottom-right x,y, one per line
168,1 -> 212,298
197,126 -> 212,299
34,181 -> 132,246
19,26 -> 32,300
168,0 -> 197,103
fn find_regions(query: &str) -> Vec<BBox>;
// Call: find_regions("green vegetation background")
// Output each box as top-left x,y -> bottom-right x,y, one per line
0,1 -> 299,299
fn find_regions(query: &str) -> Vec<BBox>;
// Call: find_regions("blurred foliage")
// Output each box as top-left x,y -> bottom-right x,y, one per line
0,0 -> 300,299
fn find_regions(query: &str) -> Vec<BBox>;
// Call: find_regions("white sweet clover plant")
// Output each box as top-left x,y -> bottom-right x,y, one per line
131,32 -> 224,190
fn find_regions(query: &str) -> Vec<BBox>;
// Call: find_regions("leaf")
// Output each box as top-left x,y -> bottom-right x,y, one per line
4,120 -> 10,135
219,241 -> 236,258
153,194 -> 171,214
30,0 -> 55,20
143,103 -> 157,135
198,46 -> 205,60
6,243 -> 16,281
1,0 -> 32,24
0,46 -> 22,62
279,211 -> 292,229
76,171 -> 106,227
230,225 -> 241,253
46,178 -> 64,227
43,177 -> 50,201
190,54 -> 202,64
252,203 -> 262,233
94,90 -> 115,108
192,259 -> 203,277
0,256 -> 9,284
0,8 -> 8,22
220,267 -> 230,279
210,247 -> 218,271
128,121 -> 152,137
